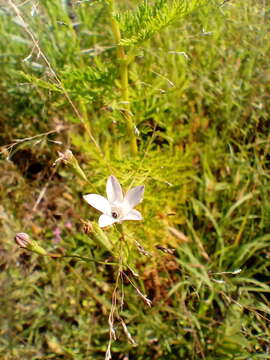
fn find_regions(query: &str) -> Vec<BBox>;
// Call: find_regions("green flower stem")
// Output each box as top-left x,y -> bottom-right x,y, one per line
108,0 -> 138,156
58,254 -> 118,266
115,223 -> 125,272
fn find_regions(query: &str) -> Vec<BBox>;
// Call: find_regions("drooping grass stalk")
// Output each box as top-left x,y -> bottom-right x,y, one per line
108,0 -> 138,156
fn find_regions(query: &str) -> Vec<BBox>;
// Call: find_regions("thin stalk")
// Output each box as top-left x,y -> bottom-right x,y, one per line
108,0 -> 138,155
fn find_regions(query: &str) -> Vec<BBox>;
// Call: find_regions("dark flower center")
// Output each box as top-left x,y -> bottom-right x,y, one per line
112,211 -> 118,219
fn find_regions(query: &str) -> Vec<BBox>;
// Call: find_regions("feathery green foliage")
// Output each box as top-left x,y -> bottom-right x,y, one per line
117,0 -> 214,46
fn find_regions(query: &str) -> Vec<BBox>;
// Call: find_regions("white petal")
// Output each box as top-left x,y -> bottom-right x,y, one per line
106,175 -> 123,203
121,209 -> 143,221
98,214 -> 117,228
83,194 -> 111,214
124,186 -> 145,209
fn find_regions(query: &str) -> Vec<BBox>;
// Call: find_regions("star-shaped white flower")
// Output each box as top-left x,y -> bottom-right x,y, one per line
83,175 -> 144,228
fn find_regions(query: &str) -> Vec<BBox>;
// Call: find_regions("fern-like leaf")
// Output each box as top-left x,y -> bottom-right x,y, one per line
116,0 -> 209,47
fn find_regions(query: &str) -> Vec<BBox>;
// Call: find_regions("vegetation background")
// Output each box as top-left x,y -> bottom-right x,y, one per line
0,0 -> 270,359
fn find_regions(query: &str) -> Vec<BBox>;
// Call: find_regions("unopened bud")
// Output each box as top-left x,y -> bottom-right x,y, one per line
15,232 -> 30,248
54,150 -> 88,182
60,150 -> 73,164
14,232 -> 47,256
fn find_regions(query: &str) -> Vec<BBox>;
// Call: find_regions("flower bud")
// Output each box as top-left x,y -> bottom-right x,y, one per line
15,232 -> 30,248
61,149 -> 73,164
55,150 -> 88,182
14,232 -> 47,256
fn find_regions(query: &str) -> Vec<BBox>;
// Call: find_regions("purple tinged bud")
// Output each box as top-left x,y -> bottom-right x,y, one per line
14,232 -> 47,256
15,232 -> 30,248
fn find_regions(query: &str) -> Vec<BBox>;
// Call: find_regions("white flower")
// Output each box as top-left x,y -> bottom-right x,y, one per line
83,175 -> 144,228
